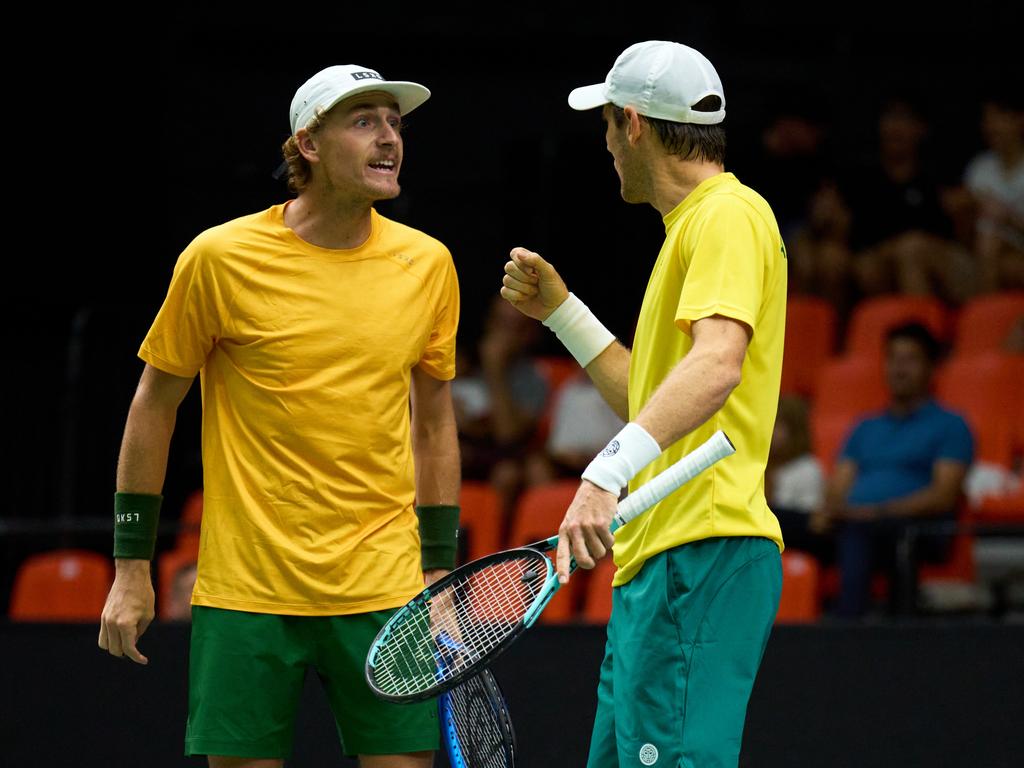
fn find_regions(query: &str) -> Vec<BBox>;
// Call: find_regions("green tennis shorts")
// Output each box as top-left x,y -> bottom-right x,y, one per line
587,536 -> 782,768
185,605 -> 439,759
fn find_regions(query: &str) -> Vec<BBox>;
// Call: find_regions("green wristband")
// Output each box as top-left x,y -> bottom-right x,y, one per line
416,504 -> 460,571
113,492 -> 162,560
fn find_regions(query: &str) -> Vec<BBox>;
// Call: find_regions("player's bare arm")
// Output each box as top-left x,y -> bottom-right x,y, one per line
501,246 -> 631,419
631,315 -> 748,446
410,366 -> 460,586
98,364 -> 194,664
557,315 -> 749,580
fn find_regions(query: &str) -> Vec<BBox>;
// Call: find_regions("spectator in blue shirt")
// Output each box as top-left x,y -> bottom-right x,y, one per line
817,323 -> 974,616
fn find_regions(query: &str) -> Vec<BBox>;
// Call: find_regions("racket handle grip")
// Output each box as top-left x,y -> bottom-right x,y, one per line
610,430 -> 735,532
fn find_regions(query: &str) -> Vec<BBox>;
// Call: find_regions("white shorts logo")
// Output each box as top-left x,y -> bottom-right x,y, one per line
639,743 -> 659,765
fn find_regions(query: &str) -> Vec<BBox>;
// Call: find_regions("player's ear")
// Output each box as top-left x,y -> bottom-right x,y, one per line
623,106 -> 644,146
295,129 -> 319,163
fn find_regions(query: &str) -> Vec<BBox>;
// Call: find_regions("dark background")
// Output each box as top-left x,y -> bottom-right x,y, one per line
5,622 -> 1023,767
6,3 -> 1020,526
3,6 -> 1023,766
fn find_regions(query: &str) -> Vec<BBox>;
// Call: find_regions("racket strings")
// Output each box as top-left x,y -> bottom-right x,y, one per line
369,554 -> 549,697
449,675 -> 511,768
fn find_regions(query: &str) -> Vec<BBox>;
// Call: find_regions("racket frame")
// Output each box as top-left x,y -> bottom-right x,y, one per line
366,430 -> 736,703
439,667 -> 517,768
365,547 -> 553,703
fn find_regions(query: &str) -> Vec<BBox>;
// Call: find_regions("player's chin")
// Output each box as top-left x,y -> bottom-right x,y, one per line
367,179 -> 402,200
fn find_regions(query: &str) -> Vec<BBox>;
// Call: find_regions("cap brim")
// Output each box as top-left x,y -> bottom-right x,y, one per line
568,83 -> 609,111
323,81 -> 432,118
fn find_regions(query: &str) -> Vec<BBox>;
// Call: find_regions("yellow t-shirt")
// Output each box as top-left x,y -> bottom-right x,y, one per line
140,203 -> 460,615
614,172 -> 786,586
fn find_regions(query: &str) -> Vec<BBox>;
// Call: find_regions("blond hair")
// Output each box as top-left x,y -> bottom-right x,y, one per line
280,109 -> 325,193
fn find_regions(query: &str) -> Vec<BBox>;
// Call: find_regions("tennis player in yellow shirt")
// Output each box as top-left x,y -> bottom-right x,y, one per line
98,65 -> 460,767
501,41 -> 786,768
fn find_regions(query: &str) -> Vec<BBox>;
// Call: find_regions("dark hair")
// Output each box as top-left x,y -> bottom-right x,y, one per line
886,322 -> 940,362
610,95 -> 726,163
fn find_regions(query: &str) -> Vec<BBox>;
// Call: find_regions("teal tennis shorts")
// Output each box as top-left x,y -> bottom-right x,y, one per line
185,606 -> 439,759
587,536 -> 782,768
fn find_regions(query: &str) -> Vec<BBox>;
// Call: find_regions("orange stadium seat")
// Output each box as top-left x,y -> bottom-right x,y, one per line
776,550 -> 821,623
919,524 -> 976,584
845,295 -> 949,359
935,352 -> 1022,467
581,556 -> 617,624
780,296 -> 837,397
953,291 -> 1024,357
811,357 -> 887,471
177,489 -> 204,557
158,547 -> 198,620
9,549 -> 112,621
975,482 -> 1024,523
458,482 -> 504,564
509,481 -> 583,623
534,355 -> 579,396
533,356 -> 582,445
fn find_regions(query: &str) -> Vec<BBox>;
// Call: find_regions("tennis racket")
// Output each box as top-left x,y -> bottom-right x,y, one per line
438,632 -> 516,768
365,429 -> 735,703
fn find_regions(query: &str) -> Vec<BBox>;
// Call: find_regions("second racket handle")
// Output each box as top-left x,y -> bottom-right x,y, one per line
610,430 -> 735,532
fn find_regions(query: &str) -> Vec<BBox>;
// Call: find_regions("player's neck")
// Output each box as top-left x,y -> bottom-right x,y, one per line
648,159 -> 724,216
284,191 -> 375,250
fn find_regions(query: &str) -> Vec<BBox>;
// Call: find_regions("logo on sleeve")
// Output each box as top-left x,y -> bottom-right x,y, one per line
352,71 -> 383,81
600,440 -> 621,457
639,743 -> 659,765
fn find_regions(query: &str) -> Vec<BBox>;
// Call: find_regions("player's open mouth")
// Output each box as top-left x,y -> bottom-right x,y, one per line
369,160 -> 397,174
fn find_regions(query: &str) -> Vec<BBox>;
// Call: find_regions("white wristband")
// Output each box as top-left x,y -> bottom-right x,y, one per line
582,423 -> 662,495
542,292 -> 616,368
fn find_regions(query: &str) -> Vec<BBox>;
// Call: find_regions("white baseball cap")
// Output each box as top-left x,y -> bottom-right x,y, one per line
568,41 -> 726,125
289,64 -> 431,134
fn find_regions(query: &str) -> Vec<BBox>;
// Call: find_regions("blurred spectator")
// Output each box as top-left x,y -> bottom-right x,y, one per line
451,296 -> 549,513
964,92 -> 1024,292
964,315 -> 1024,504
788,179 -> 855,317
816,323 -> 973,616
524,371 -> 625,484
767,396 -> 826,554
165,561 -> 197,622
840,97 -> 972,303
743,100 -> 830,241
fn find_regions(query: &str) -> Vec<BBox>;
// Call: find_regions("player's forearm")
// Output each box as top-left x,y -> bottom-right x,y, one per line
632,345 -> 740,449
584,342 -> 631,421
411,377 -> 461,505
116,397 -> 179,494
413,429 -> 461,505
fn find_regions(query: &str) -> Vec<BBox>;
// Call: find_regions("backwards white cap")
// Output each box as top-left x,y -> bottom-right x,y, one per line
568,41 -> 726,125
289,64 -> 431,134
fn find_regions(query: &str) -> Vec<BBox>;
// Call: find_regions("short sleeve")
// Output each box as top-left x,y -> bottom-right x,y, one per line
417,248 -> 460,381
675,199 -> 771,336
138,238 -> 224,378
938,414 -> 974,465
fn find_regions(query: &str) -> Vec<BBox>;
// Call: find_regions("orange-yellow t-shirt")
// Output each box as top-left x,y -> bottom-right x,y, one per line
140,203 -> 460,615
